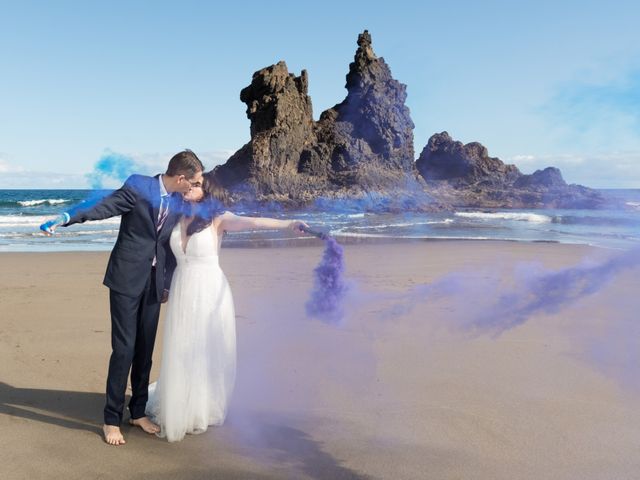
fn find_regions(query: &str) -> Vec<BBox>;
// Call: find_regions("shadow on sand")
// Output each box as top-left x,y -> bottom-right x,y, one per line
225,412 -> 375,480
1,382 -> 374,479
0,381 -> 105,439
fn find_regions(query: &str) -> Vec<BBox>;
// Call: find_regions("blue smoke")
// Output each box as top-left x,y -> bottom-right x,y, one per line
62,151 -> 143,216
312,184 -> 435,214
87,150 -> 143,190
40,151 -> 146,226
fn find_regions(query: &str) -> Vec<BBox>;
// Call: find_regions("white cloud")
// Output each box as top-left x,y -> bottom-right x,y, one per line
0,170 -> 88,189
507,151 -> 640,188
0,155 -> 25,174
202,150 -> 236,169
509,154 -> 536,164
134,150 -> 235,173
0,149 -> 236,189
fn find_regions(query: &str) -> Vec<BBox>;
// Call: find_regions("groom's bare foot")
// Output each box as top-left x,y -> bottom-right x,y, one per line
129,416 -> 160,434
103,424 -> 126,446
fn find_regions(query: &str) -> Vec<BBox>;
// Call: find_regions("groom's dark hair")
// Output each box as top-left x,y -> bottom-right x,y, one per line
166,149 -> 204,179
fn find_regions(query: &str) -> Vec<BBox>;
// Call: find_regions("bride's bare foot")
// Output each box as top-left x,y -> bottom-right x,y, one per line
103,424 -> 126,446
129,416 -> 160,434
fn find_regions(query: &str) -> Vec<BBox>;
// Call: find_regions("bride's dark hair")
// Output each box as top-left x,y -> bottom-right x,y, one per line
186,171 -> 228,236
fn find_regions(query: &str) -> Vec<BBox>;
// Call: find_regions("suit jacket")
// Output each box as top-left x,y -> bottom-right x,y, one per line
66,174 -> 182,300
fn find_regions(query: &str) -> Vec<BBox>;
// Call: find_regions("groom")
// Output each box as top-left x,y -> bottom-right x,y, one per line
42,150 -> 204,445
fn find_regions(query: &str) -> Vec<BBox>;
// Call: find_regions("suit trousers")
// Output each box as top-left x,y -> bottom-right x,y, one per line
104,269 -> 161,425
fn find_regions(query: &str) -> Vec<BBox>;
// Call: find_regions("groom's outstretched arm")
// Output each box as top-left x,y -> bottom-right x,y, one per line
65,176 -> 139,226
40,176 -> 140,235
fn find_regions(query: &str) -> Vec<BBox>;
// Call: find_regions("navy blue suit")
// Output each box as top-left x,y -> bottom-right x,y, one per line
65,174 -> 182,425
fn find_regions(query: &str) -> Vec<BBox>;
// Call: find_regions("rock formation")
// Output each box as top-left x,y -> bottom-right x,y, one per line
212,31 -> 603,210
416,132 -> 521,187
416,132 -> 604,208
300,30 -> 415,178
213,30 -> 432,210
213,61 -> 317,198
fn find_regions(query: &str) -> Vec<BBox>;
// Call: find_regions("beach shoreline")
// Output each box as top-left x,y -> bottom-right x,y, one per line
0,235 -> 615,253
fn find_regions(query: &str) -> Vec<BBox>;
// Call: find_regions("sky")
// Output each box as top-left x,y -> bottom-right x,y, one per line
0,0 -> 639,188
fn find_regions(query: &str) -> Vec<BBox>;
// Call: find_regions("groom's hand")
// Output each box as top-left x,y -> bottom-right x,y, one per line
39,213 -> 70,236
40,220 -> 58,236
161,289 -> 169,303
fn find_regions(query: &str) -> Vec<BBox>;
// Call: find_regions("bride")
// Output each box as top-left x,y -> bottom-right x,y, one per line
145,172 -> 309,442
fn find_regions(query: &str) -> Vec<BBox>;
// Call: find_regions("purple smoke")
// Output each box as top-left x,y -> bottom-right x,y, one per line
469,248 -> 640,335
305,237 -> 348,324
383,246 -> 640,337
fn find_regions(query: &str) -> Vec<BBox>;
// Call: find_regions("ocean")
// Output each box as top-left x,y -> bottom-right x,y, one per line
1,189 -> 639,252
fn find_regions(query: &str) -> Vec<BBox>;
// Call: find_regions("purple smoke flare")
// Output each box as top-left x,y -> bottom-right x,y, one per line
305,237 -> 348,324
382,246 -> 640,338
471,247 -> 640,335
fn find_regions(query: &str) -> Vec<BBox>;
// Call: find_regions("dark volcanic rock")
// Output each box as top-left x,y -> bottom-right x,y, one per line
513,167 -> 566,188
212,31 -> 602,211
213,31 -> 432,210
416,131 -> 521,187
304,30 -> 415,175
213,61 -> 318,198
417,132 -> 604,208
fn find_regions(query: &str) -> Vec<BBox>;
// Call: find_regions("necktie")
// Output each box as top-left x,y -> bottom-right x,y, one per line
157,196 -> 169,232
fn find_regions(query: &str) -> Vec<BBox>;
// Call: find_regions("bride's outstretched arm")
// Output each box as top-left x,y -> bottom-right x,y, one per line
217,211 -> 309,233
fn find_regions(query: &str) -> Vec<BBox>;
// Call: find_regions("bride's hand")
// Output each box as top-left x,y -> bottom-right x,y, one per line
289,220 -> 310,234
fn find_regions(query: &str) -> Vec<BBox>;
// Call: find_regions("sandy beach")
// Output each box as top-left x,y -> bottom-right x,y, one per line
1,240 -> 640,479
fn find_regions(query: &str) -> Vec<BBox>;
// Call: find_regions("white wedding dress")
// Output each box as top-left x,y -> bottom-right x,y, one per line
146,222 -> 236,442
